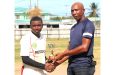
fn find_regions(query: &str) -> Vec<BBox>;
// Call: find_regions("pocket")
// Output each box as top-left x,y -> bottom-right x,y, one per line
89,66 -> 95,75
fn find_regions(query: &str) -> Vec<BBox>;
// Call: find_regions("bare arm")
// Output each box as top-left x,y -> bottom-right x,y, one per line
54,55 -> 69,66
53,42 -> 70,66
54,38 -> 91,60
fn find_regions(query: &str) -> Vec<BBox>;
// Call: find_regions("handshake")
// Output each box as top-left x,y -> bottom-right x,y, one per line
44,53 -> 61,73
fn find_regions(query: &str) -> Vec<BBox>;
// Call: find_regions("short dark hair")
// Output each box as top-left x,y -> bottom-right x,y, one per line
30,16 -> 43,24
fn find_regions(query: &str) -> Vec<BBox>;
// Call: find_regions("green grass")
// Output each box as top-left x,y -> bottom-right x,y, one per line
15,37 -> 100,75
15,40 -> 21,63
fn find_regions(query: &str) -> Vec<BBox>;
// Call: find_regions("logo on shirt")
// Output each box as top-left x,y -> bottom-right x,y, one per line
32,42 -> 37,50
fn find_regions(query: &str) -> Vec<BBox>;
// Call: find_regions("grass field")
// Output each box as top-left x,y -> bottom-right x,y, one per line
15,37 -> 100,75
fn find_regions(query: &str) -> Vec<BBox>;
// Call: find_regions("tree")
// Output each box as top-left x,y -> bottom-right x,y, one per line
27,6 -> 41,18
88,2 -> 99,17
50,16 -> 61,21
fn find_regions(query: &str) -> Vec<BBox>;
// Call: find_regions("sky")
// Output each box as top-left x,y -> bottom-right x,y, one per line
15,0 -> 100,16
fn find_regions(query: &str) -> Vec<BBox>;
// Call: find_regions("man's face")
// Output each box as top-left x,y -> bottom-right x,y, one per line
31,20 -> 43,35
71,4 -> 84,20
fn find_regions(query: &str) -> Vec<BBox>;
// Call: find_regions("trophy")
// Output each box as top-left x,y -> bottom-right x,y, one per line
47,43 -> 55,63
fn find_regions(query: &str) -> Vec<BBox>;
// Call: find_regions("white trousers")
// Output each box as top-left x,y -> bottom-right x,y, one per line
22,65 -> 47,75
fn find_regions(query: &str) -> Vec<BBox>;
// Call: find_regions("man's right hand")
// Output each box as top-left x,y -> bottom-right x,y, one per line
45,63 -> 55,72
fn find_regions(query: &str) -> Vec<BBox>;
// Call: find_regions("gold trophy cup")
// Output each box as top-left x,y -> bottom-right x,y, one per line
47,43 -> 55,63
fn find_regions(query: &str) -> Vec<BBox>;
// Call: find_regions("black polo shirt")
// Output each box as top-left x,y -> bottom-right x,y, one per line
68,18 -> 95,67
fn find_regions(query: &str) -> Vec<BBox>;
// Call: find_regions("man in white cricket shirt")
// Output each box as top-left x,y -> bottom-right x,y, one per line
20,16 -> 55,75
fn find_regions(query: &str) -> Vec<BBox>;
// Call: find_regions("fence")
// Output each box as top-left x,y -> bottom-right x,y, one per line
14,28 -> 100,39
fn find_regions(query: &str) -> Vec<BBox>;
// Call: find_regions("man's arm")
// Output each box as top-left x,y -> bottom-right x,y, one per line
21,56 -> 45,69
54,56 -> 69,66
53,42 -> 70,66
54,37 -> 91,60
22,56 -> 56,72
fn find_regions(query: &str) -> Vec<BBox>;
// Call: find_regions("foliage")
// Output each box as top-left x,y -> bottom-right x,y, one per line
27,6 -> 41,18
50,16 -> 62,21
88,2 -> 99,17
